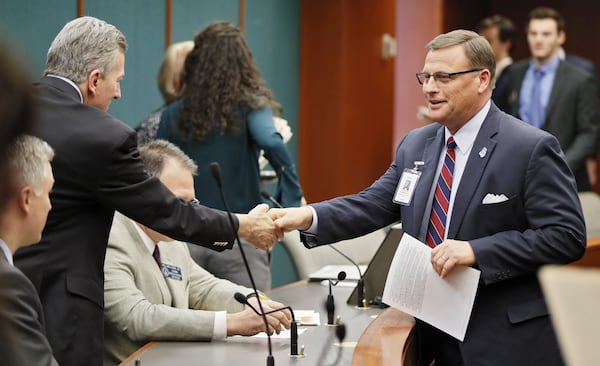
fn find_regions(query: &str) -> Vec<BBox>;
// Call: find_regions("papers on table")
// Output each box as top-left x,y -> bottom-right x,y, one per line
382,233 -> 480,341
295,310 -> 320,326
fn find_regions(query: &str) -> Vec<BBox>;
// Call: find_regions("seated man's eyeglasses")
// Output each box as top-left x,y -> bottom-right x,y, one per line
416,68 -> 482,85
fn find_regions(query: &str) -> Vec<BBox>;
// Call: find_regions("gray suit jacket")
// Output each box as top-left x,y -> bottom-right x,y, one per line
103,213 -> 251,365
304,103 -> 586,366
0,254 -> 58,366
504,59 -> 600,191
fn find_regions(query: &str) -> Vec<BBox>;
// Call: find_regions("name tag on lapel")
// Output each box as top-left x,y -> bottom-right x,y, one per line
160,263 -> 183,281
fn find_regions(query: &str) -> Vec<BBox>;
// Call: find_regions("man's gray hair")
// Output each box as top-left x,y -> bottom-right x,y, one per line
7,135 -> 54,195
426,29 -> 496,88
138,140 -> 197,177
44,16 -> 128,84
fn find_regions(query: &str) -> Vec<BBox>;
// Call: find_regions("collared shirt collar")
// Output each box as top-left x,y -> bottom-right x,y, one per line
496,57 -> 513,76
529,54 -> 560,74
46,74 -> 84,103
445,99 -> 490,156
0,239 -> 13,265
133,222 -> 157,255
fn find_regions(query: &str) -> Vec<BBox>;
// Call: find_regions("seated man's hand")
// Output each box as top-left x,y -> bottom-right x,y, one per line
226,298 -> 292,336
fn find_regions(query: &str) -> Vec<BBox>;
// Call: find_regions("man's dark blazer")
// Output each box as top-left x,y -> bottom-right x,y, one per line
491,63 -> 512,113
565,53 -> 600,98
14,76 -> 237,366
303,104 -> 586,365
0,254 -> 58,366
503,59 -> 600,191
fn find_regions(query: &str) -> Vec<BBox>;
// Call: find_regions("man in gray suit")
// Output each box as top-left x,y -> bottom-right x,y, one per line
0,135 -> 57,366
502,6 -> 600,191
269,30 -> 585,365
103,140 -> 291,365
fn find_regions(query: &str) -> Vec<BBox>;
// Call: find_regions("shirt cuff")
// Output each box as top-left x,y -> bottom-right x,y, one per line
305,205 -> 318,234
212,311 -> 227,340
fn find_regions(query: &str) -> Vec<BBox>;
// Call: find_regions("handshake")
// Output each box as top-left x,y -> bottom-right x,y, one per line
236,204 -> 314,250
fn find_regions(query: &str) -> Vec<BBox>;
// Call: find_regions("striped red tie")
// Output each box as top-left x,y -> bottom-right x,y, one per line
426,137 -> 457,248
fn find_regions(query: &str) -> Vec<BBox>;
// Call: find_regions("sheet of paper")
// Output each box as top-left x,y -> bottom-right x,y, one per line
295,310 -> 321,326
382,233 -> 480,341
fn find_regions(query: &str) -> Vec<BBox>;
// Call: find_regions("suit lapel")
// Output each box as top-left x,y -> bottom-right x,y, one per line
119,215 -> 172,305
448,108 -> 499,238
412,127 -> 445,240
544,61 -> 566,127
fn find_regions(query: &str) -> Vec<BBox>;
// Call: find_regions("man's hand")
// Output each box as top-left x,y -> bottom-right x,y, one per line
226,298 -> 292,337
236,204 -> 282,250
430,239 -> 476,278
268,207 -> 313,232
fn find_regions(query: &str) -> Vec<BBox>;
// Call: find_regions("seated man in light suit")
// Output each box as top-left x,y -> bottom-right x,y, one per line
103,140 -> 291,365
0,135 -> 57,366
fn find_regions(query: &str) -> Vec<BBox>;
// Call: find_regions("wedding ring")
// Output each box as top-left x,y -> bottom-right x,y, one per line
440,255 -> 448,262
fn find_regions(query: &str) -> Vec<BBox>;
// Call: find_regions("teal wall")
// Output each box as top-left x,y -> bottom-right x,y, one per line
0,0 -> 301,287
0,0 -> 300,161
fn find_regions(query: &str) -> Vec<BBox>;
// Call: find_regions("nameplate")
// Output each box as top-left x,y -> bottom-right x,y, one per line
161,263 -> 183,281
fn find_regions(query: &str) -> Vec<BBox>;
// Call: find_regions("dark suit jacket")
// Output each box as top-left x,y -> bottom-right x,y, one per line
0,254 -> 58,366
491,64 -> 512,113
14,76 -> 237,366
304,104 -> 586,365
503,59 -> 600,191
565,53 -> 600,97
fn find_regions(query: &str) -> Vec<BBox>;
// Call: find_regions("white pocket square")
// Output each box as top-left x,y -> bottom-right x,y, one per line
482,193 -> 509,204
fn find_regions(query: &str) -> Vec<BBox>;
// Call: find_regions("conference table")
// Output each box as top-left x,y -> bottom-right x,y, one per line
120,280 -> 415,366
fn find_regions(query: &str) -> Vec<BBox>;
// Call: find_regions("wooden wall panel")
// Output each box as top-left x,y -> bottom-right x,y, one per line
300,0 -> 395,202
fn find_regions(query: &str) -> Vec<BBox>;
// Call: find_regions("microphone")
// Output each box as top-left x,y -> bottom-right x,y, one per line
317,320 -> 347,366
234,292 -> 300,357
329,245 -> 367,308
210,162 -> 275,366
261,190 -> 283,208
326,271 -> 346,325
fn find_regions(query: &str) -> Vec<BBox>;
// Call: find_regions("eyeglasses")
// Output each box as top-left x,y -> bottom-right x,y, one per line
416,68 -> 483,85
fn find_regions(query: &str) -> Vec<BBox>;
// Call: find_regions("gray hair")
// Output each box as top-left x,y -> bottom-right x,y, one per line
426,29 -> 496,88
6,135 -> 54,195
44,16 -> 128,84
138,140 -> 197,177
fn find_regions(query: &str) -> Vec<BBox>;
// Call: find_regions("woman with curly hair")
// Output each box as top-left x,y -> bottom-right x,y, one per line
157,21 -> 303,290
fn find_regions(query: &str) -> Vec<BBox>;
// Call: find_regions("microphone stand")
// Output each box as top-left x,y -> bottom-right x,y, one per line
211,162 -> 275,366
330,245 -> 368,308
234,292 -> 301,357
326,271 -> 346,325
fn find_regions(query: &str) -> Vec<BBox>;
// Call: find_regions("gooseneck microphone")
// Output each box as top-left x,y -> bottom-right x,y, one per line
234,292 -> 300,356
210,162 -> 275,366
261,190 -> 282,208
326,271 -> 346,325
329,245 -> 367,308
317,321 -> 347,366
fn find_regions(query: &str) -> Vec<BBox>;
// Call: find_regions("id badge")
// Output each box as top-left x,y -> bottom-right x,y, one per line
393,161 -> 424,206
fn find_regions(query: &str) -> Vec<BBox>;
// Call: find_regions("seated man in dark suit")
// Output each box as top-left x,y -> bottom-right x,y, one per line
0,135 -> 57,366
